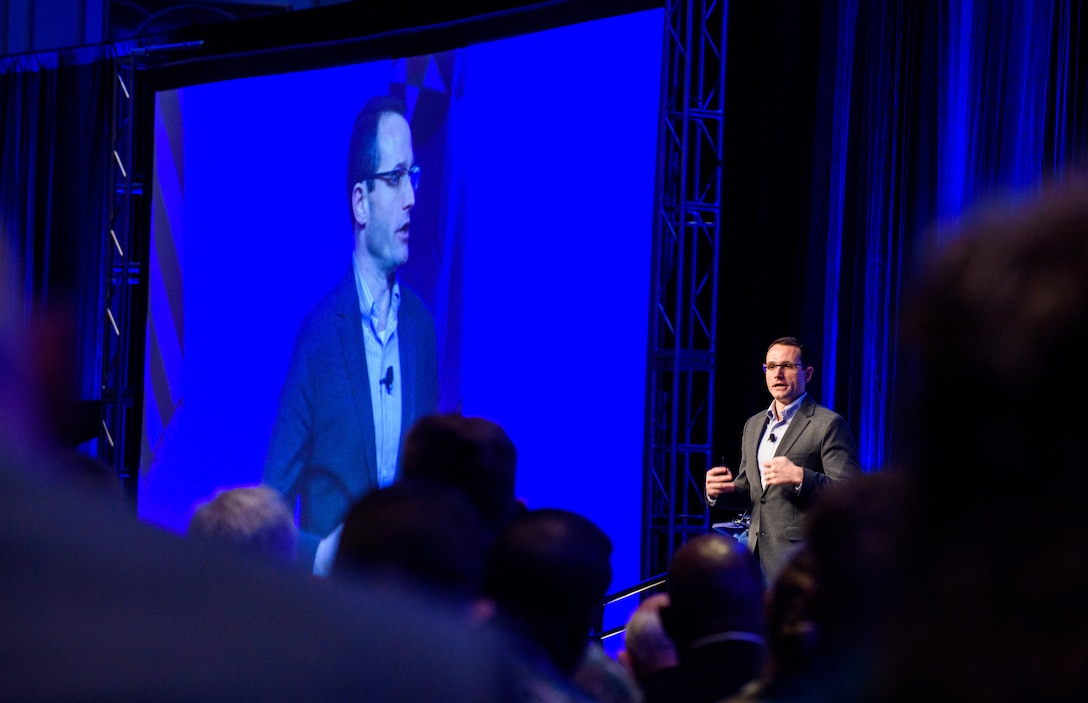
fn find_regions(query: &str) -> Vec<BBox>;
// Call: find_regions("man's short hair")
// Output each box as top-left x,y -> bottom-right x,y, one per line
768,336 -> 806,361
622,593 -> 678,677
188,485 -> 298,565
346,95 -> 409,200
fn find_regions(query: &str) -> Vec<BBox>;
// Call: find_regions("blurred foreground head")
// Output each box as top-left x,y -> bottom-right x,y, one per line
0,232 -> 42,454
1,228 -> 80,462
885,176 -> 1088,702
899,177 -> 1088,515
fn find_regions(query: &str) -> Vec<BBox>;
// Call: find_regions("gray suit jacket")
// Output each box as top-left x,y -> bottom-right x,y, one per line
731,394 -> 860,582
263,265 -> 439,567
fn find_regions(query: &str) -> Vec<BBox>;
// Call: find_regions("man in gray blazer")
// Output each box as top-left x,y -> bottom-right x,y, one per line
705,337 -> 860,583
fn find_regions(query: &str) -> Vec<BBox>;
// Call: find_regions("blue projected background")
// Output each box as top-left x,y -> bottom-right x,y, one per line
141,8 -> 665,601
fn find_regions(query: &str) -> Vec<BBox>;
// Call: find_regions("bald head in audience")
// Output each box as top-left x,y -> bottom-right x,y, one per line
662,534 -> 764,648
655,534 -> 765,703
878,176 -> 1088,702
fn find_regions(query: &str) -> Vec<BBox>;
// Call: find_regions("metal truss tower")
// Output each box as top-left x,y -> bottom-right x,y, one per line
644,0 -> 726,577
101,52 -> 149,498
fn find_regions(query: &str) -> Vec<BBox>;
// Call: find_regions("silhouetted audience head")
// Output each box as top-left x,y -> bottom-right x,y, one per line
899,177 -> 1088,520
188,484 -> 299,565
731,472 -> 905,703
400,412 -> 520,530
619,593 -> 678,681
483,507 -> 613,677
660,533 -> 765,649
334,477 -> 489,603
0,234 -> 71,459
879,177 -> 1088,702
723,546 -> 820,703
653,533 -> 765,703
763,546 -> 819,673
572,641 -> 645,703
802,471 -> 903,656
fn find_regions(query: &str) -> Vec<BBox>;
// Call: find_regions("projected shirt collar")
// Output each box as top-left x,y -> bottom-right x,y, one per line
353,255 -> 401,339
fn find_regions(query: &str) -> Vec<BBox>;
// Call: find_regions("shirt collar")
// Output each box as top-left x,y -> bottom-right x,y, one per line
352,254 -> 401,320
766,392 -> 807,423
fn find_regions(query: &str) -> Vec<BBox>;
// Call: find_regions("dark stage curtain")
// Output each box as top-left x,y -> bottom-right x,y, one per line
717,0 -> 1087,476
835,0 -> 1087,471
1,45 -> 130,443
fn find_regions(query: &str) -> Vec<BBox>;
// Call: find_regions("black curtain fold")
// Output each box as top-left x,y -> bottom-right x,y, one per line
2,47 -> 117,442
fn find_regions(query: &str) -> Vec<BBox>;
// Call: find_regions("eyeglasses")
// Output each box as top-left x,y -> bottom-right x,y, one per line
763,361 -> 804,372
362,164 -> 420,191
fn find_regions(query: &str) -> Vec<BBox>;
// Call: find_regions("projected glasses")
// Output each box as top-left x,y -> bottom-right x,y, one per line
762,361 -> 804,372
363,164 -> 420,191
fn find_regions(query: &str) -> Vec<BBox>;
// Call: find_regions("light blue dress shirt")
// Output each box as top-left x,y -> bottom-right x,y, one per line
353,256 -> 402,489
758,392 -> 806,490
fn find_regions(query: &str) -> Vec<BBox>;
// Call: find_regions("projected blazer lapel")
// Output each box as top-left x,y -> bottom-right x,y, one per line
337,289 -> 378,490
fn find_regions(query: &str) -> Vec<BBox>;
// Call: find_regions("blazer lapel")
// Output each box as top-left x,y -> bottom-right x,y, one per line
776,395 -> 815,456
749,415 -> 768,498
398,297 -> 417,432
335,268 -> 378,488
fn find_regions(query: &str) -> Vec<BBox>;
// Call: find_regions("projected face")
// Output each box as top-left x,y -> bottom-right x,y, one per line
353,112 -> 416,278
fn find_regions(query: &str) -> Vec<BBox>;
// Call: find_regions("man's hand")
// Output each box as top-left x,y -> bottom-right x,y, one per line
705,465 -> 736,499
761,456 -> 803,486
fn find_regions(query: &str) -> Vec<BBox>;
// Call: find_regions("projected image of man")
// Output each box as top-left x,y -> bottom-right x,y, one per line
264,95 -> 439,575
